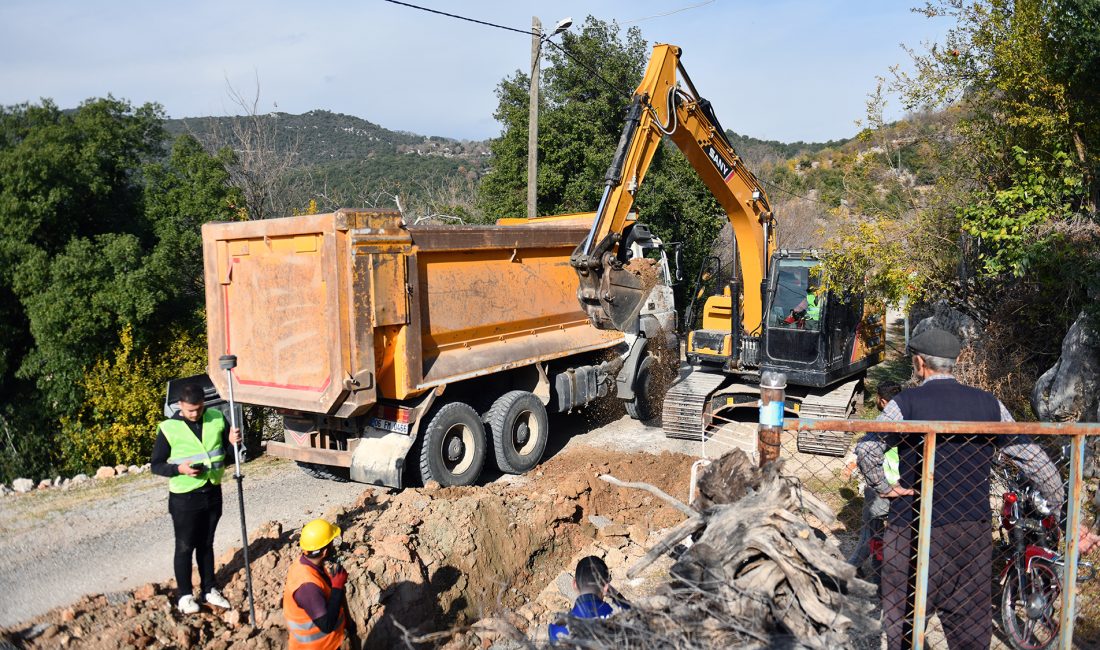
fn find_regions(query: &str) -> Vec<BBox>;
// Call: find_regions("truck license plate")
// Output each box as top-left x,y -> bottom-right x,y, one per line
370,417 -> 409,434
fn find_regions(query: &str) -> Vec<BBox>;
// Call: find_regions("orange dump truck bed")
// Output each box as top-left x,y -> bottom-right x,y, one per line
202,209 -> 623,419
200,208 -> 678,487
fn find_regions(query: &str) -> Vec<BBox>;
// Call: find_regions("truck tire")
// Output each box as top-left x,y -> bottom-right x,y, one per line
417,402 -> 487,487
625,355 -> 661,422
296,461 -> 350,482
485,391 -> 548,474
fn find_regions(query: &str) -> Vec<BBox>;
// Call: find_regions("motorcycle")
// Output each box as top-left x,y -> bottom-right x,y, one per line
995,451 -> 1094,650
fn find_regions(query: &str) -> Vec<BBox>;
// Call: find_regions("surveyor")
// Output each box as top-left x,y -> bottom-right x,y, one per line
855,328 -> 1064,649
283,518 -> 348,649
549,555 -> 631,644
150,382 -> 240,614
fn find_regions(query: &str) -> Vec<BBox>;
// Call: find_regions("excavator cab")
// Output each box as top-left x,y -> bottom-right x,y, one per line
761,252 -> 883,388
769,262 -> 822,332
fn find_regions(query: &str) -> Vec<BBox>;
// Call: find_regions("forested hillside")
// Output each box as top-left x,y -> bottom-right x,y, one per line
165,109 -> 490,218
165,110 -> 489,167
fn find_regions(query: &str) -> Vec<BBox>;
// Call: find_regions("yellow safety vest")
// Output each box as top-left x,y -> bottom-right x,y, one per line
161,409 -> 227,493
806,293 -> 821,320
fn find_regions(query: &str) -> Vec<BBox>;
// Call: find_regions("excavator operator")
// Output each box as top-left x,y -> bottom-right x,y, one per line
774,268 -> 820,330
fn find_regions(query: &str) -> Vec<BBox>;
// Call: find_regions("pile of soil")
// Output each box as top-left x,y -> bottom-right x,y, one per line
624,257 -> 661,295
1,447 -> 695,649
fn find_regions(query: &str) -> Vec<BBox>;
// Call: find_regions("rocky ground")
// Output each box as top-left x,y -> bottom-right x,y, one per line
0,441 -> 704,649
0,403 -> 708,645
0,453 -> 366,629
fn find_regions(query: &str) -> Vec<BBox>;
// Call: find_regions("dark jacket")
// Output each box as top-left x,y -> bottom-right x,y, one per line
890,378 -> 1008,526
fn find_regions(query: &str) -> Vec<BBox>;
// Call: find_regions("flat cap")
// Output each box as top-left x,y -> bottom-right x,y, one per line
908,328 -> 961,359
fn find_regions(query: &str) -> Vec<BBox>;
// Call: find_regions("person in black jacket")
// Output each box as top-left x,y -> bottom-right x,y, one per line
856,329 -> 1062,649
150,382 -> 241,614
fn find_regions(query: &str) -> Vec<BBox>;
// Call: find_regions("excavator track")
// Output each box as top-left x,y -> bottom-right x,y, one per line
794,377 -> 863,456
661,368 -> 728,440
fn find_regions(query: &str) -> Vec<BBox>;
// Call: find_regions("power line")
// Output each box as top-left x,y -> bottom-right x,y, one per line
382,0 -> 534,36
757,175 -> 830,206
383,0 -> 632,101
623,0 -> 716,25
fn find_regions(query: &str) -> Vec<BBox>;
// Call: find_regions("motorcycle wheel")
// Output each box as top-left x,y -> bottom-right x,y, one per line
1000,560 -> 1062,650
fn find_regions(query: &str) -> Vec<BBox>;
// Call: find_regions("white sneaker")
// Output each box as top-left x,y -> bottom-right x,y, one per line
177,594 -> 200,614
204,588 -> 230,609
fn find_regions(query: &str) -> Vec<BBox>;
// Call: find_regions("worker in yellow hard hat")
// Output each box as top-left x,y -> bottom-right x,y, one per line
282,519 -> 349,649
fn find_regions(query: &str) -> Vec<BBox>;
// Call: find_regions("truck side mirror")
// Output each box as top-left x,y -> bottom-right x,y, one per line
670,242 -> 684,284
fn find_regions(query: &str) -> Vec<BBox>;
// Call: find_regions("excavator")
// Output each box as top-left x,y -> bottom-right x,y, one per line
570,44 -> 885,451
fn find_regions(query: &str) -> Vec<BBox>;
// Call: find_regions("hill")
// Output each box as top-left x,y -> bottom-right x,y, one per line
165,109 -> 490,167
725,130 -> 848,168
162,108 -> 875,222
164,110 -> 491,213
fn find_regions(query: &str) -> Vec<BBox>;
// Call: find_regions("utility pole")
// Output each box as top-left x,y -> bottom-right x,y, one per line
527,16 -> 542,218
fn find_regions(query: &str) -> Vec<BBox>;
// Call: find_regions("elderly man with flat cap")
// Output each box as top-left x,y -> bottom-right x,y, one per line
856,328 -> 1064,649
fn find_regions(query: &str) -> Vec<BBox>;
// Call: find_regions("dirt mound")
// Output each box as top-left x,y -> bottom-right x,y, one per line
1,447 -> 695,649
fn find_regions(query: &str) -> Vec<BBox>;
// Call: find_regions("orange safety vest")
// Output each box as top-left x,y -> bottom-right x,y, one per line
283,557 -> 346,650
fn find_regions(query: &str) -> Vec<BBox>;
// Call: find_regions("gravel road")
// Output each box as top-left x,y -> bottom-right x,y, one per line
0,409 -> 707,629
0,454 -> 366,627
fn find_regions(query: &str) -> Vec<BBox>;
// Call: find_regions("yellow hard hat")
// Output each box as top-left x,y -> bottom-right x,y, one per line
300,518 -> 341,552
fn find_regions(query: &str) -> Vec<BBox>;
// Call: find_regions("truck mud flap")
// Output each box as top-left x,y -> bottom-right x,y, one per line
350,429 -> 415,488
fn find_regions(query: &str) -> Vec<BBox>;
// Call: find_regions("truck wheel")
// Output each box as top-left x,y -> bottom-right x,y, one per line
418,402 -> 487,487
296,461 -> 350,482
486,391 -> 548,474
625,355 -> 662,422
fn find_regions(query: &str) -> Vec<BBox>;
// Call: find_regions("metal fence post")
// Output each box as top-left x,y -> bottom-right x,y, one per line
1058,433 -> 1086,649
758,371 -> 786,466
910,431 -> 936,650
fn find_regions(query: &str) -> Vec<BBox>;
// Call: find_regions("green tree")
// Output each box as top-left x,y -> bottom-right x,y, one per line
477,16 -> 733,290
0,98 -> 242,482
897,0 -> 1099,268
142,134 -> 241,328
477,17 -> 646,220
0,97 -> 166,479
61,326 -> 206,473
814,0 -> 1100,412
818,0 -> 1100,311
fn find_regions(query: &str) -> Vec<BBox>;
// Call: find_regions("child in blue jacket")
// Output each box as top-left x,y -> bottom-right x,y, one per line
549,556 -> 630,644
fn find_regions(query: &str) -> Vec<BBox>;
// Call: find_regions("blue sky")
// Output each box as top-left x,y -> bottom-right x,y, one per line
0,1 -> 950,143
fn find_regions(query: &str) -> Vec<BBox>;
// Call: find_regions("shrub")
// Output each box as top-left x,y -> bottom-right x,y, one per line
61,326 -> 206,473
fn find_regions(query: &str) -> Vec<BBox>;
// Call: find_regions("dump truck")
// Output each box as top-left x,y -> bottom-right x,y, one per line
201,208 -> 676,487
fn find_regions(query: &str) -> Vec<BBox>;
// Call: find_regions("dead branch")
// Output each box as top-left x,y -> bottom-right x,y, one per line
598,474 -> 697,518
627,516 -> 705,579
557,450 -> 879,650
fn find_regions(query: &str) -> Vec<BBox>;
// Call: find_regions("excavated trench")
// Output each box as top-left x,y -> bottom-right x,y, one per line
2,447 -> 695,649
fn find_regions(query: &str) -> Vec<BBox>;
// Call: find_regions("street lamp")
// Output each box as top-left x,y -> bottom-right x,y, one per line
527,16 -> 572,218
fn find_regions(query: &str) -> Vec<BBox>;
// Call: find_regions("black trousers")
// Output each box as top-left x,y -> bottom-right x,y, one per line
169,487 -> 223,599
881,519 -> 992,650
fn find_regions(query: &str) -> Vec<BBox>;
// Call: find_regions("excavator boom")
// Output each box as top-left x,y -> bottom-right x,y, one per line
571,43 -> 774,335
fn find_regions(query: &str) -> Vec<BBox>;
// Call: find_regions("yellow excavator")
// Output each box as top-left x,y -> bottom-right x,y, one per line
570,44 -> 885,451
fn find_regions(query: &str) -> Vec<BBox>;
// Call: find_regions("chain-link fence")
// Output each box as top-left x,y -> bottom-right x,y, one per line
695,401 -> 1100,650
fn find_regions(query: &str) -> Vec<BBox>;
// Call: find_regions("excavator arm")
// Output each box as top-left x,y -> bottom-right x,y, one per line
571,44 -> 776,335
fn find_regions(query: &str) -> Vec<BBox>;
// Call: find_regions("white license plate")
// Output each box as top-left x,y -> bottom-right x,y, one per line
370,418 -> 409,434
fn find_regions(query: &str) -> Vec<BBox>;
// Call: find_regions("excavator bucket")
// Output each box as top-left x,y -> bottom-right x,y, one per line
572,226 -> 664,334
